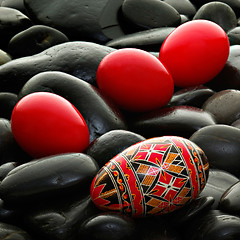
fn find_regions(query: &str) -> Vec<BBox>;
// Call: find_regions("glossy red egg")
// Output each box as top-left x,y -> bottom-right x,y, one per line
90,136 -> 209,217
11,92 -> 89,158
159,20 -> 229,88
96,48 -> 174,112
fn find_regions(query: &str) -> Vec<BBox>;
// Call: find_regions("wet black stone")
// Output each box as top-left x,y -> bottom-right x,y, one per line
190,0 -> 240,18
168,85 -> 215,108
190,124 -> 240,178
0,92 -> 18,120
163,0 -> 196,17
0,198 -> 22,224
86,130 -> 145,168
180,14 -> 190,24
206,45 -> 240,91
0,222 -> 32,240
0,153 -> 99,205
121,0 -> 181,31
24,0 -> 125,44
24,195 -> 100,240
199,169 -> 239,209
106,27 -> 175,52
0,41 -> 116,93
129,105 -> 216,139
0,7 -> 32,50
231,118 -> 240,128
134,214 -> 183,240
79,212 -> 136,240
1,0 -> 26,14
202,89 -> 240,125
182,210 -> 240,240
219,181 -> 240,216
0,49 -> 11,65
193,2 -> 237,32
227,26 -> 240,45
225,45 -> 240,71
8,25 -> 69,58
18,71 -> 127,143
0,118 -> 30,165
167,196 -> 215,225
0,162 -> 18,181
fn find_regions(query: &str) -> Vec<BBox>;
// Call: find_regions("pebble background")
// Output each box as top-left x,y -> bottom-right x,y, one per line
0,0 -> 240,239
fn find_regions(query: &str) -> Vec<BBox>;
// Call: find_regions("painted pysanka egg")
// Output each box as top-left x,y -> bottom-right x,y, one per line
90,136 -> 209,217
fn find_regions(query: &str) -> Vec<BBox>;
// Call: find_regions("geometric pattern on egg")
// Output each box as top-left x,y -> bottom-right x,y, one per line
90,136 -> 209,217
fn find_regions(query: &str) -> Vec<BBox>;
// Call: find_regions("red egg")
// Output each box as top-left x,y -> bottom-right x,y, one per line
159,20 -> 229,88
96,48 -> 174,112
90,136 -> 209,217
11,92 -> 89,158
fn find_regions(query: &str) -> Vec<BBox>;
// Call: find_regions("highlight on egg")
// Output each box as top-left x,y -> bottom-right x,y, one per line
90,136 -> 209,217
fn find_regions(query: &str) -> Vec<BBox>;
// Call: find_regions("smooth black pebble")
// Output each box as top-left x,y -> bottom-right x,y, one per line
168,85 -> 215,108
202,89 -> 240,125
0,153 -> 99,205
129,105 -> 216,139
0,41 -> 116,93
86,130 -> 145,168
24,0 -> 125,43
193,2 -> 237,32
8,25 -> 69,58
199,169 -> 239,209
190,124 -> 240,178
121,0 -> 181,31
106,27 -> 175,52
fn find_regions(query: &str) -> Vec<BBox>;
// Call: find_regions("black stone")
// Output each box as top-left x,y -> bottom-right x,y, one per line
18,71 -> 127,143
163,0 -> 196,17
0,118 -> 30,165
190,124 -> 240,178
0,198 -> 22,224
0,162 -> 18,181
121,0 -> 181,31
0,6 -> 32,50
202,89 -> 240,124
8,25 -> 69,58
106,27 -> 175,52
164,196 -> 214,226
0,92 -> 18,120
219,181 -> 240,216
24,0 -> 125,44
134,214 -> 183,240
0,41 -> 116,93
0,153 -> 99,205
206,45 -> 240,91
190,0 -> 240,18
182,210 -> 240,240
129,105 -> 216,139
1,0 -> 27,15
24,195 -> 100,240
231,118 -> 240,128
193,2 -> 237,32
86,130 -> 145,168
227,26 -> 240,45
168,85 -> 215,108
0,49 -> 11,65
0,222 -> 32,240
227,44 -> 240,71
180,14 -> 190,24
78,212 -> 136,240
199,169 -> 239,209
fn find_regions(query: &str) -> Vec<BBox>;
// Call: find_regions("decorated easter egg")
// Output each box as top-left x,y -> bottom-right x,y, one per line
90,136 -> 209,217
